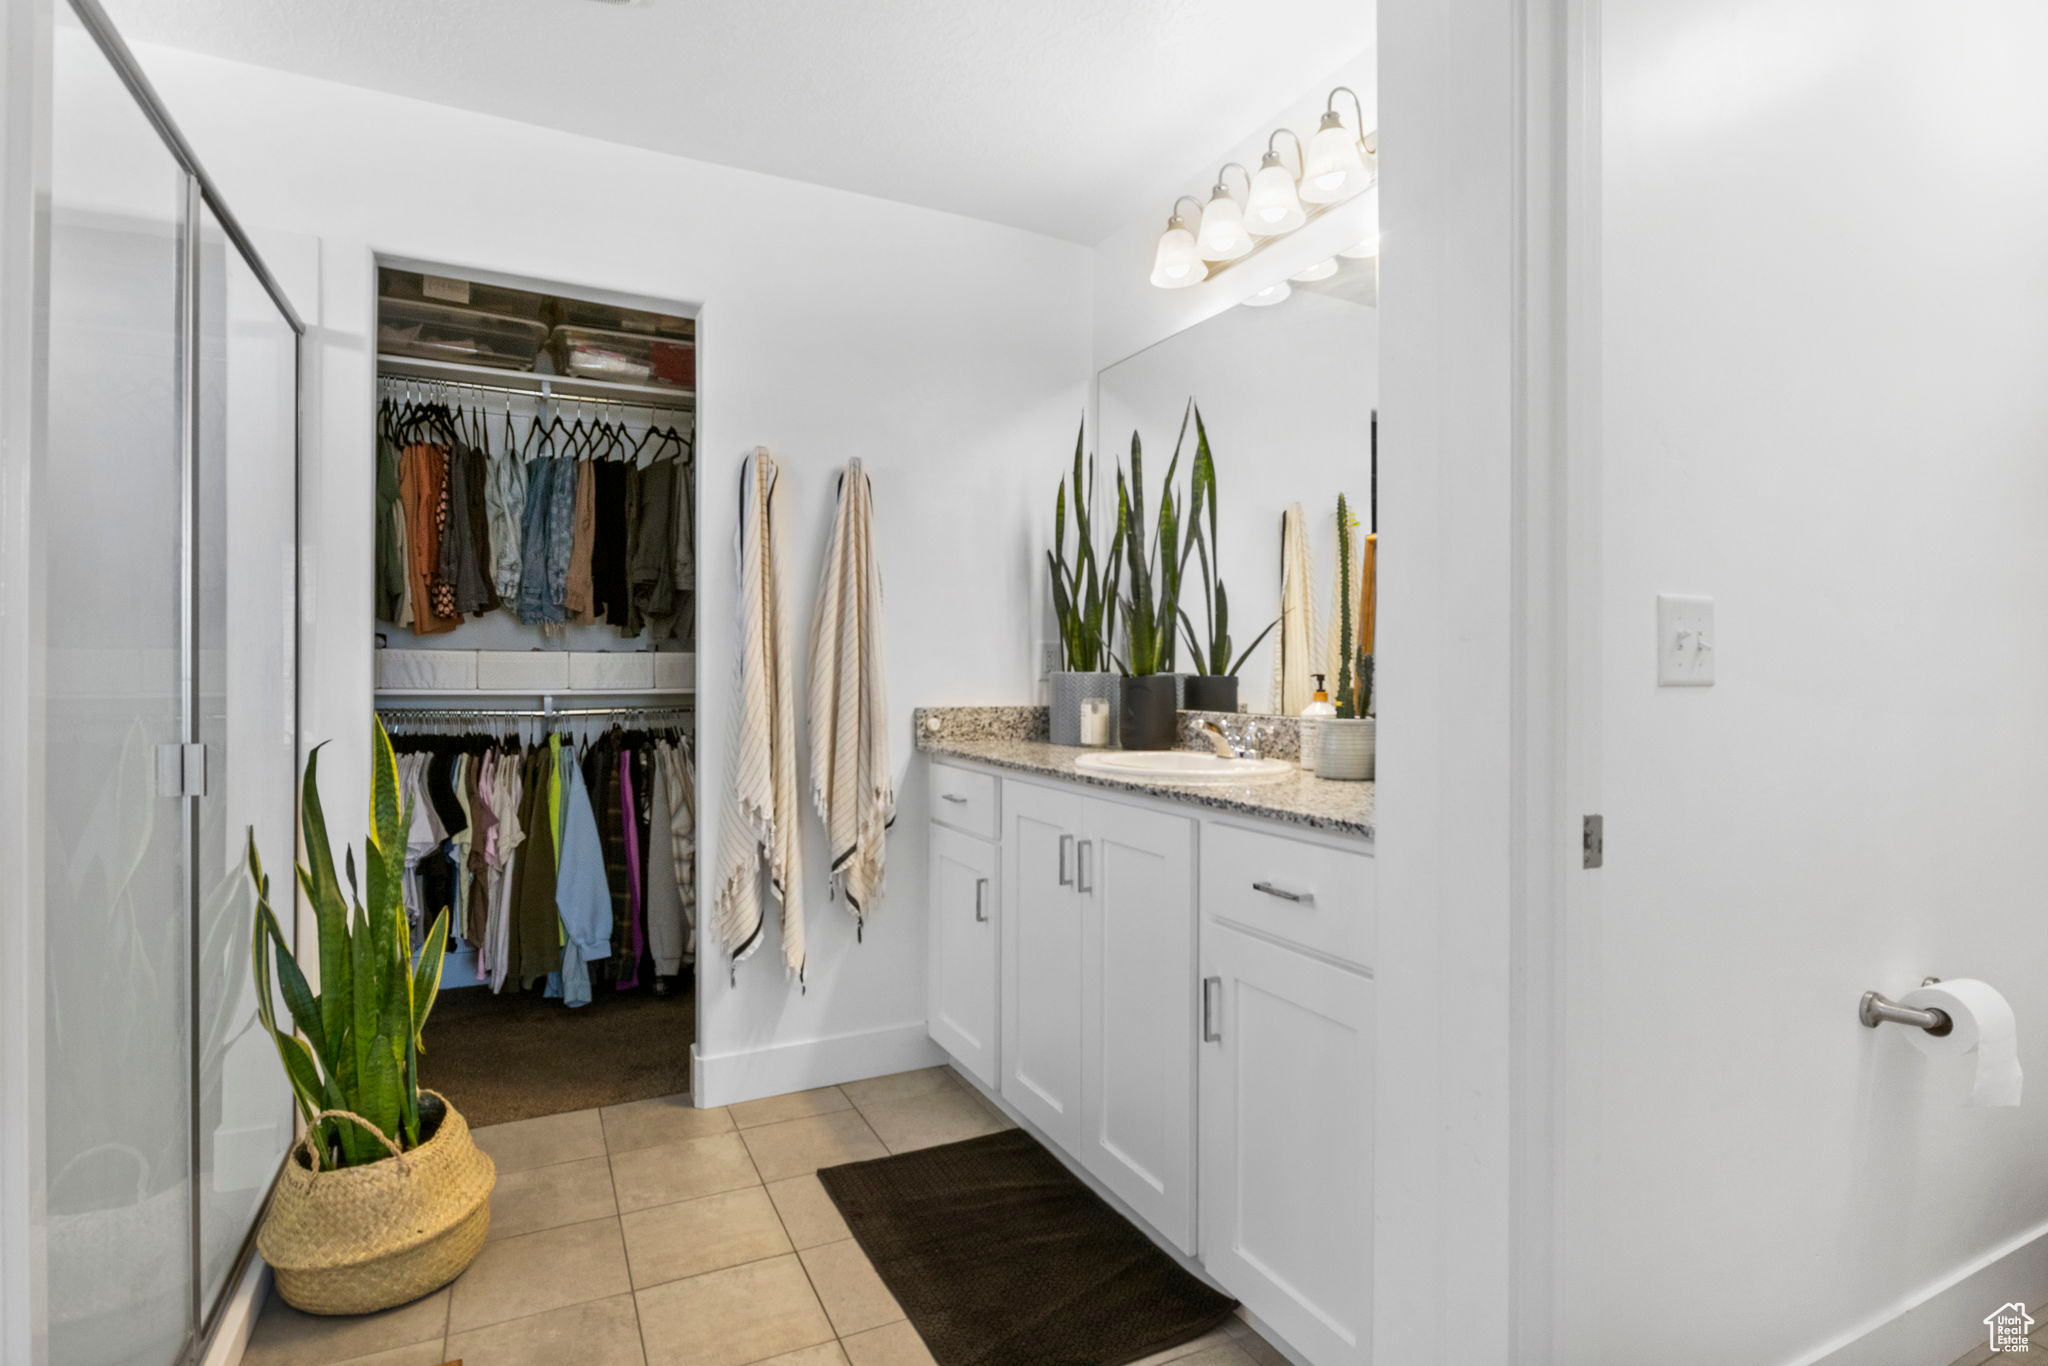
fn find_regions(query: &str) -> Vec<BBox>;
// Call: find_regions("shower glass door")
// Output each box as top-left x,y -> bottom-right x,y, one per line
41,10 -> 302,1364
42,24 -> 194,1366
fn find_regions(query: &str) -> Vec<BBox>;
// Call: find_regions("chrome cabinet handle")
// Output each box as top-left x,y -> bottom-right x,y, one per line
941,793 -> 969,804
1077,839 -> 1094,893
1251,880 -> 1312,905
1058,834 -> 1074,886
1202,976 -> 1223,1043
974,877 -> 989,923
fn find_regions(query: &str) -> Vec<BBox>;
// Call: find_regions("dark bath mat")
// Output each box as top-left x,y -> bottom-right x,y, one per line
817,1128 -> 1236,1366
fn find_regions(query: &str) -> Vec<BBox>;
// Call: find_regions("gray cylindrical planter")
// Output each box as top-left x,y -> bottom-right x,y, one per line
1315,717 -> 1376,781
1050,671 -> 1119,746
1182,674 -> 1240,712
1120,674 -> 1180,751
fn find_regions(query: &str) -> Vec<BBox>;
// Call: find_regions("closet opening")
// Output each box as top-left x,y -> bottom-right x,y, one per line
371,260 -> 701,1128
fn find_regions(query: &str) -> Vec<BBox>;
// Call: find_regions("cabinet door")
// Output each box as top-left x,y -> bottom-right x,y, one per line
926,824 -> 999,1087
1000,781 -> 1085,1148
1200,922 -> 1373,1366
1079,798 -> 1199,1253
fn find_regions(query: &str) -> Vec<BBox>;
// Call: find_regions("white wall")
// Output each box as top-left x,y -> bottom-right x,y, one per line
1577,2 -> 2048,1362
1096,290 -> 1378,701
117,42 -> 1092,1106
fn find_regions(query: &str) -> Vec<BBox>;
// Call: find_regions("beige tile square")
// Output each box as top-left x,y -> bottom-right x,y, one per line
447,1216 -> 630,1333
798,1238 -> 905,1336
601,1092 -> 735,1154
840,1068 -> 959,1109
471,1108 -> 606,1174
242,1284 -> 449,1366
487,1154 -> 617,1241
1127,1329 -> 1246,1366
857,1087 -> 1005,1154
324,1346 -> 451,1366
740,1110 -> 887,1182
841,1320 -> 939,1366
752,1346 -> 851,1366
635,1253 -> 834,1366
730,1086 -> 853,1129
961,1085 -> 1018,1130
444,1291 -> 644,1366
622,1185 -> 792,1288
610,1130 -> 761,1213
765,1173 -> 853,1249
1236,1340 -> 1292,1366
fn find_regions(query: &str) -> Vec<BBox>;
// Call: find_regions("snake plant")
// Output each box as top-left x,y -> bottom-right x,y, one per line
1176,404 -> 1279,677
1115,412 -> 1192,676
1047,421 -> 1122,672
248,719 -> 449,1169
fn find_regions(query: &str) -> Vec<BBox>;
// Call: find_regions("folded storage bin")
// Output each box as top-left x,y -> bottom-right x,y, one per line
375,649 -> 478,691
475,651 -> 570,690
652,652 -> 696,690
379,299 -> 548,371
549,325 -> 692,390
567,652 -> 655,690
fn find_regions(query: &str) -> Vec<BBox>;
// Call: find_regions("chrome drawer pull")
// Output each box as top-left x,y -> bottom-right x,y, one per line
1202,976 -> 1223,1043
1077,839 -> 1094,893
941,793 -> 970,805
1251,880 -> 1312,905
974,878 -> 990,923
1058,834 -> 1075,886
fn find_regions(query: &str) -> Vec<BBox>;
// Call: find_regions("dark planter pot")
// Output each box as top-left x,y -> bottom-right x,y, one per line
1119,675 -> 1180,751
1182,675 -> 1240,713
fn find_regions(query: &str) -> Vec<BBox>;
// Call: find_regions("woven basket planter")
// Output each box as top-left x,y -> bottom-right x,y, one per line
258,1091 -> 495,1315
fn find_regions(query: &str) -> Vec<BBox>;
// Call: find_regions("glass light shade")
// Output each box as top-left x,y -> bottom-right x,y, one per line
1290,258 -> 1339,283
1241,281 -> 1291,308
1149,219 -> 1205,289
1197,189 -> 1253,262
1337,186 -> 1382,258
1246,153 -> 1307,235
1301,112 -> 1369,204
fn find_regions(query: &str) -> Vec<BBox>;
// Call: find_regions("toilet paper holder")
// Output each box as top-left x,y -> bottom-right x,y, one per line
1860,977 -> 1954,1036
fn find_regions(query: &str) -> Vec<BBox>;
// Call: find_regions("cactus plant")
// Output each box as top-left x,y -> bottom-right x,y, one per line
248,719 -> 450,1169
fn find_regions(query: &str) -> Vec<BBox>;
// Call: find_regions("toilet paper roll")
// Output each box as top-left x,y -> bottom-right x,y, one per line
1899,978 -> 2023,1107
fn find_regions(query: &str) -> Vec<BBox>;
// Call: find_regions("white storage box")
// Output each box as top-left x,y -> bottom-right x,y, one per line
376,649 -> 478,691
568,652 -> 655,690
653,652 -> 696,690
475,650 -> 570,691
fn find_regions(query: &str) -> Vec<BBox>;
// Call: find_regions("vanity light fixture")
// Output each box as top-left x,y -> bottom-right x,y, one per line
1242,281 -> 1292,307
1301,86 -> 1373,204
1246,130 -> 1308,236
1290,258 -> 1339,283
1149,197 -> 1208,290
1197,164 -> 1255,262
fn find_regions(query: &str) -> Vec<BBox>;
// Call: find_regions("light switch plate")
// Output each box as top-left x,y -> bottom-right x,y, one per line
1657,594 -> 1715,686
1038,641 -> 1061,680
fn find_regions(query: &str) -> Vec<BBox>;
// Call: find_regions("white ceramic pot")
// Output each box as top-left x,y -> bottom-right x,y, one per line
1315,717 -> 1376,781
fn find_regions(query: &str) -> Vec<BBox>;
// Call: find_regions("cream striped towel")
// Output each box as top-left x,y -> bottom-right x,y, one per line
714,448 -> 806,977
1271,503 -> 1319,715
808,460 -> 893,929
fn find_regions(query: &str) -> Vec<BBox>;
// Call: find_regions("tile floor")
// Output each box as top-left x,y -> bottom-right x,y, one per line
241,1066 -> 1290,1366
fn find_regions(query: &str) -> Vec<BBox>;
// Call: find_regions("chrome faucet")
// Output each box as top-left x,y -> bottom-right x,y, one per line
1201,720 -> 1263,761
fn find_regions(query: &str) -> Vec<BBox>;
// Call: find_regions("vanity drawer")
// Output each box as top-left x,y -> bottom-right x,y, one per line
930,762 -> 999,839
1201,820 -> 1374,968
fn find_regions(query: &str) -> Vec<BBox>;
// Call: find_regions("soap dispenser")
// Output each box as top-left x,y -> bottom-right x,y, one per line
1300,673 -> 1336,769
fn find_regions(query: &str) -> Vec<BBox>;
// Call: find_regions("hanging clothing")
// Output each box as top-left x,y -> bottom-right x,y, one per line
399,443 -> 458,634
375,432 -> 406,623
715,449 -> 805,977
646,739 -> 695,975
509,744 -> 563,983
591,459 -> 632,627
565,457 -> 598,623
485,435 -> 528,603
807,459 -> 892,922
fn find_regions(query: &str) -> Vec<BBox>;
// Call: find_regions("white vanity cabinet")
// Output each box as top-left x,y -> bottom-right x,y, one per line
923,756 -> 1373,1366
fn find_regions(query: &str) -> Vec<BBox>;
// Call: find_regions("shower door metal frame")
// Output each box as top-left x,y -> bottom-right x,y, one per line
54,3 -> 307,1363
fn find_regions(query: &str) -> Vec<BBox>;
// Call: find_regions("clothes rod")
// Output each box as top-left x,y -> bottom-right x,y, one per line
376,369 -> 694,414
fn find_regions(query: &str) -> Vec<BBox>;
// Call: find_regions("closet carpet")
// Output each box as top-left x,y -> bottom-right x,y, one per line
420,979 -> 695,1127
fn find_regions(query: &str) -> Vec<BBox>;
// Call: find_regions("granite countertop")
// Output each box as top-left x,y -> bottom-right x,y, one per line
913,706 -> 1374,840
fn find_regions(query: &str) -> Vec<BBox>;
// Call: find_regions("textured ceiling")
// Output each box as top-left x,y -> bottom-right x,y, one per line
103,0 -> 1373,244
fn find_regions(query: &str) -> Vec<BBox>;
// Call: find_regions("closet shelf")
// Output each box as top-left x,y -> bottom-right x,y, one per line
377,351 -> 695,410
375,687 -> 696,698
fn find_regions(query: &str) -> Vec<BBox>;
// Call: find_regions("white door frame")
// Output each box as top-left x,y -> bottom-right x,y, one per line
1373,0 -> 1593,1360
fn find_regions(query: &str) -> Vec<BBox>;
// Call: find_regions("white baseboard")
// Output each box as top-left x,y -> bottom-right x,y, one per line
198,1256 -> 269,1366
1797,1219 -> 2048,1366
690,1022 -> 943,1108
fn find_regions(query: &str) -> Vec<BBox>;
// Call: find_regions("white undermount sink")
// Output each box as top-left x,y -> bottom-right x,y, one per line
1073,750 -> 1295,786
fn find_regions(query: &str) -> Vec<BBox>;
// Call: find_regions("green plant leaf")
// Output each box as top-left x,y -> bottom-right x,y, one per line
298,744 -> 354,1059
412,909 -> 449,1050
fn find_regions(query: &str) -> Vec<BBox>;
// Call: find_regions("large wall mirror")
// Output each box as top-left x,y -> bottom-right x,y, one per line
1095,262 -> 1378,720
